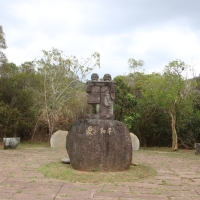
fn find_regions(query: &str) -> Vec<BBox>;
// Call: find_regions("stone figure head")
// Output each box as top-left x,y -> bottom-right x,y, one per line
103,74 -> 112,82
91,73 -> 99,81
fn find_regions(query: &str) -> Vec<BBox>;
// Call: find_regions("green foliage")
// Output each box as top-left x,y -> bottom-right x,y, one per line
114,76 -> 137,122
175,78 -> 200,148
128,58 -> 144,73
0,62 -> 40,139
124,112 -> 140,130
0,26 -> 6,49
35,48 -> 100,137
113,60 -> 198,149
114,75 -> 144,134
0,26 -> 7,66
0,101 -> 20,137
141,60 -> 196,149
164,59 -> 186,76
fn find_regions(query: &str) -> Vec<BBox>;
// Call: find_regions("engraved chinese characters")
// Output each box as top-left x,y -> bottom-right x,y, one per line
85,126 -> 114,136
86,73 -> 115,119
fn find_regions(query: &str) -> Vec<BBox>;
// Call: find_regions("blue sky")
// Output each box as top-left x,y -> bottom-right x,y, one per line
1,0 -> 200,79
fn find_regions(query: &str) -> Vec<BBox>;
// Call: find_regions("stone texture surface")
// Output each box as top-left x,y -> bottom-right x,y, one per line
66,119 -> 132,171
86,73 -> 115,120
3,137 -> 20,149
61,158 -> 70,164
130,132 -> 140,150
50,130 -> 68,148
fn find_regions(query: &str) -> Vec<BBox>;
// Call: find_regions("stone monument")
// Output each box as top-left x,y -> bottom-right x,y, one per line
50,130 -> 68,148
66,73 -> 132,171
86,73 -> 100,117
130,133 -> 140,150
85,73 -> 115,120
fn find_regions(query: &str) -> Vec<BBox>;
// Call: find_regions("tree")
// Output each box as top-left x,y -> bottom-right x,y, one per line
128,58 -> 144,73
18,61 -> 44,140
0,26 -> 7,66
35,48 -> 100,138
0,101 -> 21,138
0,62 -> 40,139
114,76 -> 137,118
114,73 -> 160,147
142,60 -> 195,150
176,75 -> 200,148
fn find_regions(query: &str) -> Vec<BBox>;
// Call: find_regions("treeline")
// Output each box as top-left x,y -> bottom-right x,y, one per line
0,26 -> 100,141
114,60 -> 200,150
0,50 -> 100,141
1,26 -> 200,149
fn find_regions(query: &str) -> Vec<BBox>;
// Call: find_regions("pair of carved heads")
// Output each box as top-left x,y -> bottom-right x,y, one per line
91,73 -> 112,81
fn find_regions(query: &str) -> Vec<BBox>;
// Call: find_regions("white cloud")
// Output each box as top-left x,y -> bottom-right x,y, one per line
2,0 -> 200,79
11,0 -> 86,28
125,26 -> 200,74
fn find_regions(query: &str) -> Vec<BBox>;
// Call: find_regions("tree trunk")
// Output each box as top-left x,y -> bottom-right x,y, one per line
169,112 -> 178,151
140,129 -> 146,147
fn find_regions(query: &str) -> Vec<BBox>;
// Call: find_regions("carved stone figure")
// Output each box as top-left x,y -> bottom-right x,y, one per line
86,73 -> 115,119
100,74 -> 115,119
86,73 -> 100,116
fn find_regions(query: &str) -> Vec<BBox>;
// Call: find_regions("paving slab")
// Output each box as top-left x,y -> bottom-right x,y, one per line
0,145 -> 200,200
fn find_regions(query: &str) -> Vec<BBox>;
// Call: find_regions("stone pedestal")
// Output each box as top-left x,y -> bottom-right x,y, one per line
66,119 -> 132,171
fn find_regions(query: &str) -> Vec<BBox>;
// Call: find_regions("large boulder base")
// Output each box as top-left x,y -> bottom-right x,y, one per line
50,130 -> 68,148
66,119 -> 132,172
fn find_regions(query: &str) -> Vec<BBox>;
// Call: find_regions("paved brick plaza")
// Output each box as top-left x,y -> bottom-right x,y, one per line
0,145 -> 200,200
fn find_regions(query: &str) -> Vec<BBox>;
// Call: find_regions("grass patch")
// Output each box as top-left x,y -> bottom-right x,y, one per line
140,147 -> 173,152
140,147 -> 195,153
38,162 -> 157,184
139,147 -> 198,159
17,141 -> 50,149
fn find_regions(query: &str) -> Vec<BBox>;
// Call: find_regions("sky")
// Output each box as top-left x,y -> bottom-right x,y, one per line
1,0 -> 200,79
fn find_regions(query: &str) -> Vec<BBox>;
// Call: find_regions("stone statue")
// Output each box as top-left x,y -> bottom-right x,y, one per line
67,73 -> 132,172
86,73 -> 100,116
99,74 -> 115,119
86,73 -> 115,119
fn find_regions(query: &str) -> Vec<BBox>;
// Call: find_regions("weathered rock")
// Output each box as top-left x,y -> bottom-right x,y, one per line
66,119 -> 132,171
61,158 -> 70,164
50,130 -> 68,148
3,137 -> 20,149
130,133 -> 140,150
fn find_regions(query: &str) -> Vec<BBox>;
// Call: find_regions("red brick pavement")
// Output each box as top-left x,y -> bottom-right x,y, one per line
0,146 -> 200,200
